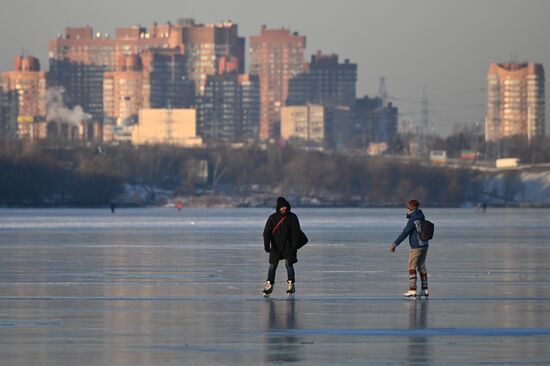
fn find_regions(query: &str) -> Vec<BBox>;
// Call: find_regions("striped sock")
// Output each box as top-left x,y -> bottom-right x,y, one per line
408,269 -> 417,291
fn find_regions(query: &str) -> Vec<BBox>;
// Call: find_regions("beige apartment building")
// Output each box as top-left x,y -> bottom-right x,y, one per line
486,62 -> 545,142
132,108 -> 202,146
1,55 -> 47,140
182,21 -> 245,95
103,55 -> 144,127
250,26 -> 306,140
280,105 -> 324,144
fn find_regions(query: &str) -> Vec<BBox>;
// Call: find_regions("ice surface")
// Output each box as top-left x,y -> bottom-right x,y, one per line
1,208 -> 550,365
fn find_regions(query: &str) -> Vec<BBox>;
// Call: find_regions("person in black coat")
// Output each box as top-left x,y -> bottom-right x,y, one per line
262,197 -> 302,297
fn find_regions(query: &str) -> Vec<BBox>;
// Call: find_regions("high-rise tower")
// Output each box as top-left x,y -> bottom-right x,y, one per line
250,26 -> 306,140
486,62 -> 545,142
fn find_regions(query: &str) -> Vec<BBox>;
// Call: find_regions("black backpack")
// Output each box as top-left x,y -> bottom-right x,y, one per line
297,229 -> 308,249
419,220 -> 434,241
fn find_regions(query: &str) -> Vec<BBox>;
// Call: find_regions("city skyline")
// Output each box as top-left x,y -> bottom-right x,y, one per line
1,0 -> 549,136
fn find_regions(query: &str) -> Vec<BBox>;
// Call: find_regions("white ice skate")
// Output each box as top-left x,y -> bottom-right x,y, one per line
403,290 -> 417,298
286,280 -> 295,297
262,281 -> 273,298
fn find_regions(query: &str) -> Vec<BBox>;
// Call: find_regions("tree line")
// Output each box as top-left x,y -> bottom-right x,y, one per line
0,139 -> 496,207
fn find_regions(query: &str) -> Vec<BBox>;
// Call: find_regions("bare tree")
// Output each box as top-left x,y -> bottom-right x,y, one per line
211,153 -> 228,194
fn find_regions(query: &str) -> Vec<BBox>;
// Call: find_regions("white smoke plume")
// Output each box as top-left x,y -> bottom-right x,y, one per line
46,87 -> 91,126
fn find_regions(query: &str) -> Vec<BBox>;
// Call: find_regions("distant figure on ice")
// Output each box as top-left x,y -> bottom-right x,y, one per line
390,199 -> 431,298
476,201 -> 487,213
176,201 -> 183,212
262,197 -> 303,297
110,203 -> 116,214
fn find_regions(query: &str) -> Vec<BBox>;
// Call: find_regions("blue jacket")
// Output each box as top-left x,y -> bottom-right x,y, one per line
393,209 -> 429,249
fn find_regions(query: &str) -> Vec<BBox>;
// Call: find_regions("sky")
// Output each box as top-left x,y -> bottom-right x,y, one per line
1,0 -> 549,136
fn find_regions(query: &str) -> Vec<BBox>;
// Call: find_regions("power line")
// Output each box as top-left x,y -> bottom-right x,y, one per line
430,87 -> 486,99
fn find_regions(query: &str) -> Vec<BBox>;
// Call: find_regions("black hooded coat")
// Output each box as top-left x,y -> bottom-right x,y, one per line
263,197 -> 301,265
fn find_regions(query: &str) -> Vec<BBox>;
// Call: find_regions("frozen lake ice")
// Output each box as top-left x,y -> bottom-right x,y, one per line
1,207 -> 550,365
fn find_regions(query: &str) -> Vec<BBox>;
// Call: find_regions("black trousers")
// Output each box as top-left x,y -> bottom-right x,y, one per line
267,259 -> 295,283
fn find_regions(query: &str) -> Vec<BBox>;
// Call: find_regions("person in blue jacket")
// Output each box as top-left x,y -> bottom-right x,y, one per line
390,199 -> 429,298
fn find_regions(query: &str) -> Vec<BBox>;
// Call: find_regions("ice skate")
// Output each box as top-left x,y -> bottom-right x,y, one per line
262,281 -> 273,297
403,290 -> 417,298
418,289 -> 429,298
286,280 -> 295,296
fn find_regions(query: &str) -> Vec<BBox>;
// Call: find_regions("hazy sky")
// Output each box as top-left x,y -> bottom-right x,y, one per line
1,0 -> 549,136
